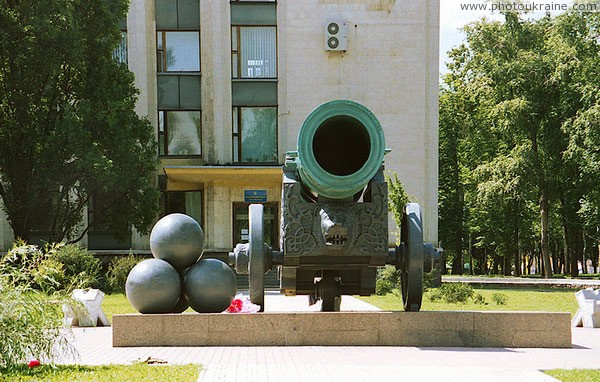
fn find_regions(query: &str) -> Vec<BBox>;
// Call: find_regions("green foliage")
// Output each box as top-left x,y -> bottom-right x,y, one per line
32,259 -> 65,294
473,293 -> 486,305
48,244 -> 102,291
0,246 -> 72,369
386,172 -> 411,232
0,0 -> 159,244
107,254 -> 142,293
0,241 -> 46,287
423,272 -> 439,290
428,283 -> 474,304
0,363 -> 200,381
375,265 -> 401,296
2,242 -> 101,293
374,279 -> 393,296
492,293 -> 508,305
440,10 -> 600,277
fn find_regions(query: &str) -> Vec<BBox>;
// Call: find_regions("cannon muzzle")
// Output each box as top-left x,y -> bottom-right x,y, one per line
289,100 -> 386,200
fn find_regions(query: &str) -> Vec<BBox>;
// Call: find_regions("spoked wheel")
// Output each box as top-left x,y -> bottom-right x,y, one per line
400,203 -> 424,312
248,204 -> 266,311
320,270 -> 341,312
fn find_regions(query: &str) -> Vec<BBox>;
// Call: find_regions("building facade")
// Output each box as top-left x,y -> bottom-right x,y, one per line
0,0 -> 439,253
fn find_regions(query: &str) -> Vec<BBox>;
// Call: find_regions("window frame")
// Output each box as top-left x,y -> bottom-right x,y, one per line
112,31 -> 128,64
161,190 -> 204,229
232,105 -> 278,165
232,201 -> 279,249
158,109 -> 203,157
231,25 -> 278,79
156,30 -> 201,73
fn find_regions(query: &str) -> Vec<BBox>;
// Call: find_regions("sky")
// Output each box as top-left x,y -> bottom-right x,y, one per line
439,0 -> 578,75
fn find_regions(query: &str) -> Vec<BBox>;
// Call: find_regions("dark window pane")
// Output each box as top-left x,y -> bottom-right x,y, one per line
240,107 -> 277,162
240,27 -> 276,78
165,32 -> 200,72
167,111 -> 201,155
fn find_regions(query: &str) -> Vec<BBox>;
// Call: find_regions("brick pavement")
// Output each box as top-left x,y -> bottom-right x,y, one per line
56,292 -> 600,382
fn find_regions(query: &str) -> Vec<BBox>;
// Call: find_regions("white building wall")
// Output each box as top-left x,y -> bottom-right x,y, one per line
0,201 -> 14,251
200,0 -> 233,165
127,0 -> 158,250
278,0 -> 439,244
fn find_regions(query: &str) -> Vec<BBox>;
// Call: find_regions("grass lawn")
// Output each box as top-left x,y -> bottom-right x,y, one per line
103,288 -> 579,322
101,293 -> 194,322
545,369 -> 600,382
0,363 -> 199,382
101,293 -> 137,321
359,287 -> 579,315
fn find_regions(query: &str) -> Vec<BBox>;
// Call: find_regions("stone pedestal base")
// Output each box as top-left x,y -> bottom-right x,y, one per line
112,311 -> 571,348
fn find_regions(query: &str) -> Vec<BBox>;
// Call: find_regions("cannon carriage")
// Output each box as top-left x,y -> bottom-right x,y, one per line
230,100 -> 440,312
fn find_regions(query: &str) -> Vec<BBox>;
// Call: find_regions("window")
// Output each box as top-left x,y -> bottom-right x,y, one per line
233,202 -> 278,249
231,26 -> 276,79
232,107 -> 277,163
162,191 -> 203,226
112,31 -> 128,64
88,194 -> 132,250
157,31 -> 200,72
159,111 -> 202,156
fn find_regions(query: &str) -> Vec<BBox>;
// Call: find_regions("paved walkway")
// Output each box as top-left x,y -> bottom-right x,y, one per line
58,292 -> 600,382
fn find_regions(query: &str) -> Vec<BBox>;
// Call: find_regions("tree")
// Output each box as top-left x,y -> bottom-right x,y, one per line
0,0 -> 159,243
441,9 -> 600,277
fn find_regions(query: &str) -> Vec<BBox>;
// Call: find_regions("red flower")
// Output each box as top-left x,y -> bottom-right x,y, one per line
226,299 -> 243,313
28,359 -> 40,368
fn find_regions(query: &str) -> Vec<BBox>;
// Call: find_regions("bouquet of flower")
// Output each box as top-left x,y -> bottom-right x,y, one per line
225,295 -> 260,313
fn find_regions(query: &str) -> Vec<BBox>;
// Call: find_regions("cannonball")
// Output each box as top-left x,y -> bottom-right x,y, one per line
126,259 -> 181,314
170,268 -> 190,313
183,258 -> 237,313
150,213 -> 204,270
171,295 -> 190,313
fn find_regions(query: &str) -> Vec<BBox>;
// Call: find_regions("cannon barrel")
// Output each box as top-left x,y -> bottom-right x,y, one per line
292,100 -> 386,200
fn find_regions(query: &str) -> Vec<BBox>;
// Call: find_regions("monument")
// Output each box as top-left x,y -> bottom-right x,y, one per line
229,100 -> 440,312
113,100 -> 571,349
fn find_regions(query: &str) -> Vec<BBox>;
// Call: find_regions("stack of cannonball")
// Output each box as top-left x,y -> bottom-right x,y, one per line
126,213 -> 237,314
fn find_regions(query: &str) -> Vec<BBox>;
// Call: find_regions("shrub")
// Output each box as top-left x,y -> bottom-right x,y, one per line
428,283 -> 474,303
375,279 -> 394,296
473,293 -> 487,305
0,244 -> 73,369
107,254 -> 142,293
0,240 -> 46,286
32,259 -> 65,294
492,293 -> 508,305
49,244 -> 102,291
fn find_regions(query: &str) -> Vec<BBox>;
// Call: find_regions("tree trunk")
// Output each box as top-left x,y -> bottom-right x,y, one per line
562,220 -> 569,276
540,192 -> 553,278
451,248 -> 463,275
468,233 -> 474,275
514,222 -> 521,276
582,231 -> 587,275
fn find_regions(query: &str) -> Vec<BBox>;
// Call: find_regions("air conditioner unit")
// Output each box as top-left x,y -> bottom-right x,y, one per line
325,21 -> 347,51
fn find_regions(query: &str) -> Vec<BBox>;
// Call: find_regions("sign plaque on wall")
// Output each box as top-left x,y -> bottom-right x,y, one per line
244,190 -> 267,203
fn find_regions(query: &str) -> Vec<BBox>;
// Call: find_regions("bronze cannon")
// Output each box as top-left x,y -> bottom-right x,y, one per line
230,100 -> 440,311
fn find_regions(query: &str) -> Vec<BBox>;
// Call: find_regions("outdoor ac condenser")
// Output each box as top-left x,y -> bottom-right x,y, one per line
325,21 -> 348,51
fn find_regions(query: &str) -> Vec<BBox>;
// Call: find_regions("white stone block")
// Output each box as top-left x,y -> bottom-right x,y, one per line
571,288 -> 600,328
63,289 -> 110,327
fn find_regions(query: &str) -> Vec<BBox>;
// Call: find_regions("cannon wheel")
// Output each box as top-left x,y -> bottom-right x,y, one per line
400,203 -> 424,312
248,204 -> 266,311
320,271 -> 341,312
